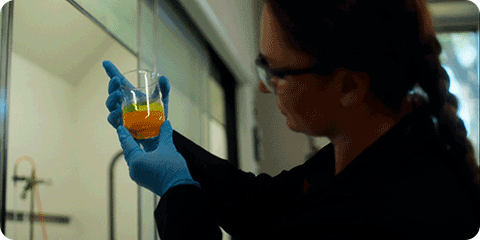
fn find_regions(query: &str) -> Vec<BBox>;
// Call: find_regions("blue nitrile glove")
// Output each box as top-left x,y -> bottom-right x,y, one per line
103,60 -> 201,197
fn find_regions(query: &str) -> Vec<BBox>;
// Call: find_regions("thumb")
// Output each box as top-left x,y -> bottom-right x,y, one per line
159,120 -> 174,146
117,126 -> 144,159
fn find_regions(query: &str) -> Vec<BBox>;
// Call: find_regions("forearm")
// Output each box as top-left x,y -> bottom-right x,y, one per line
171,130 -> 289,238
172,130 -> 253,211
155,184 -> 223,240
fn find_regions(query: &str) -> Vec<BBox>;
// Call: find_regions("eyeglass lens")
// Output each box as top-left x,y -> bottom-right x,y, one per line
257,66 -> 276,92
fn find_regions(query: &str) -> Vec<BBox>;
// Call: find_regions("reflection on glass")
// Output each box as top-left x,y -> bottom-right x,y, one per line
437,32 -> 479,163
73,0 -> 138,53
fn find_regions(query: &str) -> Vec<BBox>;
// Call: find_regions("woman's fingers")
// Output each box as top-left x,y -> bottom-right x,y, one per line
108,76 -> 121,95
103,61 -> 123,80
159,76 -> 170,101
106,91 -> 122,112
159,76 -> 170,119
107,107 -> 123,129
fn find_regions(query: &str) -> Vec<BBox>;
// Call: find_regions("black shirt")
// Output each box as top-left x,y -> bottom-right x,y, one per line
155,104 -> 480,239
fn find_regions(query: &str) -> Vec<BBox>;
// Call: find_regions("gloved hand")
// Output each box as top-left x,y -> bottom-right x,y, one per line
103,60 -> 201,197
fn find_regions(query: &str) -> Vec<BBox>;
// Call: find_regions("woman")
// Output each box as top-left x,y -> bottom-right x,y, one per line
103,0 -> 480,239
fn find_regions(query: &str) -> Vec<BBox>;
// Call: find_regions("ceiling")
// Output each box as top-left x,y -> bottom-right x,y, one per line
11,0 -> 116,86
9,0 -> 478,87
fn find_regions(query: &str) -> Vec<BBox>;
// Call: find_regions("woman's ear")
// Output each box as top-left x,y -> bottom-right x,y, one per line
338,70 -> 370,108
341,93 -> 355,107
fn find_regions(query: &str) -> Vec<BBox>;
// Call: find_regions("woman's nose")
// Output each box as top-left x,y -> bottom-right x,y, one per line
258,81 -> 272,94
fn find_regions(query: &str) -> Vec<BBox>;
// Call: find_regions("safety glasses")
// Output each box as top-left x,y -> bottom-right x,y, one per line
255,53 -> 336,93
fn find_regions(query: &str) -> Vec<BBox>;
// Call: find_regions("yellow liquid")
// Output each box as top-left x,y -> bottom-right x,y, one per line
122,101 -> 165,139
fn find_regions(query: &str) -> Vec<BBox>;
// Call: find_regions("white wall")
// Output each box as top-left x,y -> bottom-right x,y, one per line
6,37 -> 138,240
6,51 -> 80,239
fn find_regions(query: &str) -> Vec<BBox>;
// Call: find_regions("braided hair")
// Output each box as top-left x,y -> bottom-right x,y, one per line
415,37 -> 479,188
262,0 -> 479,188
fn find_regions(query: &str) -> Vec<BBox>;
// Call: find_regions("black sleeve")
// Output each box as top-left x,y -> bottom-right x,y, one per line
156,130 -> 298,239
154,184 -> 223,240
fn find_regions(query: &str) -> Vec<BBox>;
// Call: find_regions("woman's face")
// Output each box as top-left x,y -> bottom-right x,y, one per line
259,3 -> 356,138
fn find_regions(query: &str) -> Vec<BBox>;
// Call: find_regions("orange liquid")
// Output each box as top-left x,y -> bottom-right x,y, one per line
122,102 -> 165,139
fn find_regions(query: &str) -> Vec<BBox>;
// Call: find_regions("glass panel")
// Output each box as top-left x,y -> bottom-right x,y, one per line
0,3 -> 2,57
154,17 -> 206,109
209,119 -> 228,160
0,4 -> 4,231
209,77 -> 226,125
153,0 -> 210,113
140,1 -> 228,239
74,0 -> 138,53
437,32 -> 479,164
201,112 -> 210,150
5,0 -> 138,239
114,155 -> 138,239
169,85 -> 202,144
143,0 -> 212,147
139,0 -> 155,71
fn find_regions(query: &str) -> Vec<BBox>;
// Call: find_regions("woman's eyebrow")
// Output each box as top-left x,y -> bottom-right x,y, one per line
260,53 -> 301,72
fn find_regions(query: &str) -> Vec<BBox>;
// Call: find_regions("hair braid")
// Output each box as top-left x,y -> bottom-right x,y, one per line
416,37 -> 479,189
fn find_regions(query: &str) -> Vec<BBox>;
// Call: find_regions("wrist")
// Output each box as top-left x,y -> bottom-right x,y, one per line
159,179 -> 201,197
171,179 -> 201,189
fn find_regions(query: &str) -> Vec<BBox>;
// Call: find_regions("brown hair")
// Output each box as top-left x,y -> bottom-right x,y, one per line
262,0 -> 479,189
